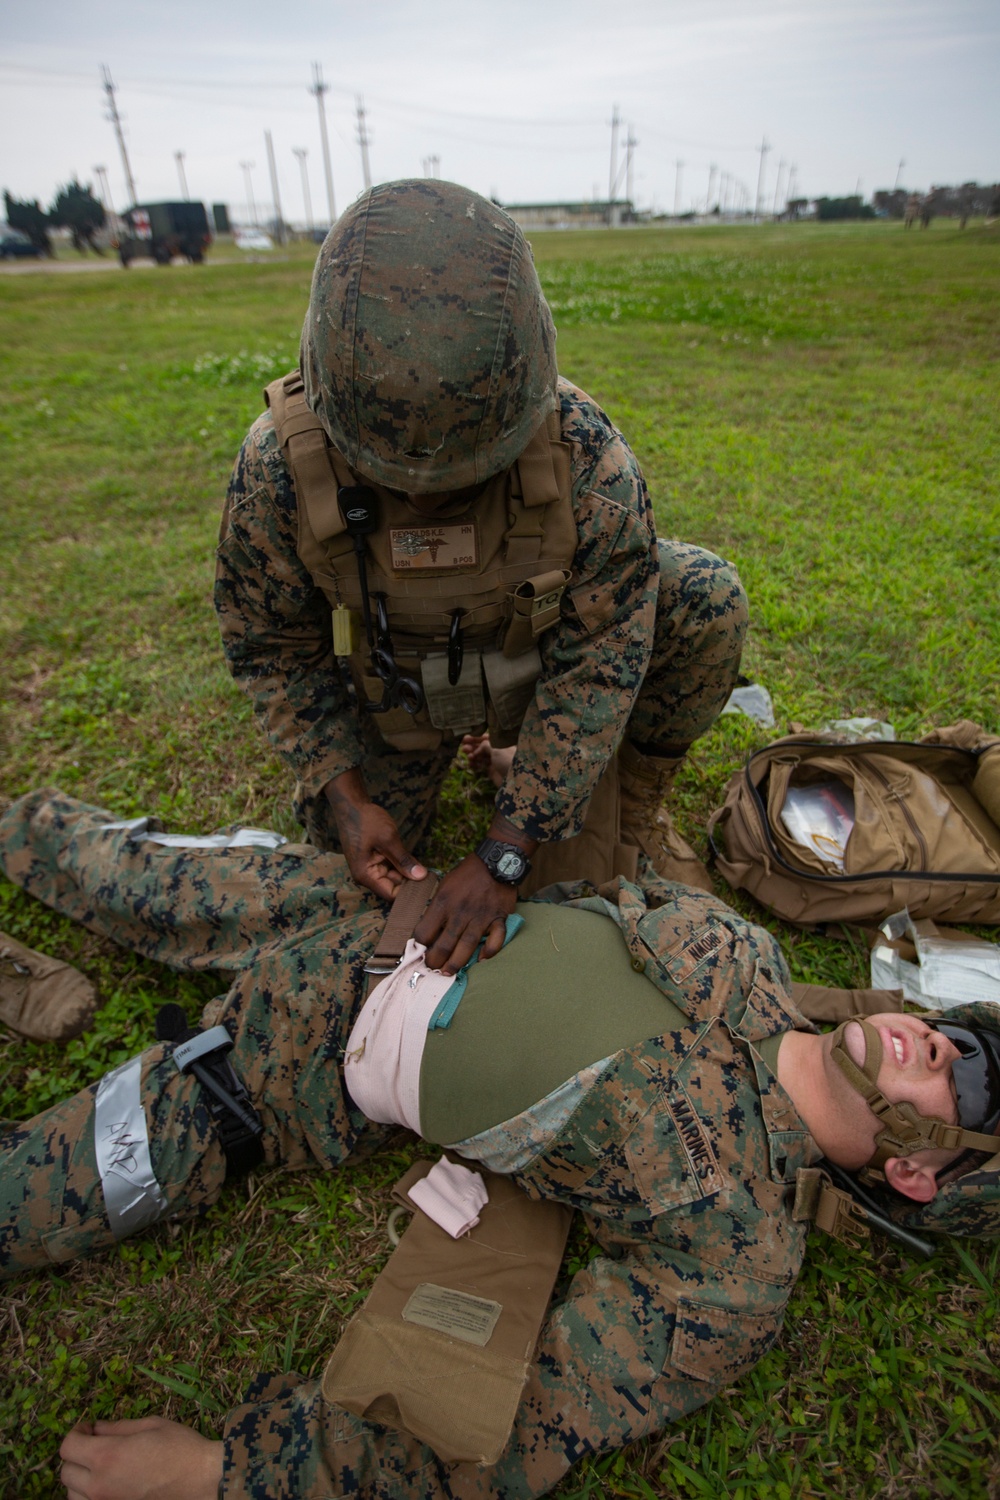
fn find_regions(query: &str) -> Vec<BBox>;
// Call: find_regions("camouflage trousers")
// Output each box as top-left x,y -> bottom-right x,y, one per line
0,791 -> 698,1500
0,790 -> 391,1278
298,541 -> 748,850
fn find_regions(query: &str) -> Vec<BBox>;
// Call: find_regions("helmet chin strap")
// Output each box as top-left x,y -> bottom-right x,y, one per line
829,1017 -> 999,1185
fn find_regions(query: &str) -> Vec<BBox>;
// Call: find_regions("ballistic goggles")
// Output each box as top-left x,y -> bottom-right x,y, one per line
831,1017 -> 1000,1183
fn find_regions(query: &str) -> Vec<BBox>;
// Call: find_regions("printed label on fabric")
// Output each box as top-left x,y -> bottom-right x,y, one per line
390,524 -> 477,571
664,925 -> 727,986
664,1086 -> 723,1191
402,1284 -> 502,1346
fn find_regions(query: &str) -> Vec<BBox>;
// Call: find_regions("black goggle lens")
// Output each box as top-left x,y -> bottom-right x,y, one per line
935,1022 -> 1000,1137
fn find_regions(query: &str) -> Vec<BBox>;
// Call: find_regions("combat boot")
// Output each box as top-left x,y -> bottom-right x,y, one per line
618,742 -> 713,892
0,932 -> 97,1041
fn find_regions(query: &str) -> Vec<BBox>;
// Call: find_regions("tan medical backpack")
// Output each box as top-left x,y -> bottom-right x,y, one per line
708,720 -> 1000,928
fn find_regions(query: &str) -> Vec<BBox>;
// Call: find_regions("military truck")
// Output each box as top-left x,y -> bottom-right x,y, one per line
117,202 -> 212,266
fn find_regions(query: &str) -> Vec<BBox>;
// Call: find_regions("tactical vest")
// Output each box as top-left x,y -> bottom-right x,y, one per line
265,372 -> 578,752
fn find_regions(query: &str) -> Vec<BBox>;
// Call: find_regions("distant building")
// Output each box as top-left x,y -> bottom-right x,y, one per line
502,199 -> 635,230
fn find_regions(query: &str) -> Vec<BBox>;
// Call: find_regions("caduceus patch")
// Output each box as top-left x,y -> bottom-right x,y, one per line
389,524 -> 477,571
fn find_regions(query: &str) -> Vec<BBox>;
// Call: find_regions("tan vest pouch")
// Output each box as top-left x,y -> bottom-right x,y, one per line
519,753 -> 639,898
421,652 -> 487,735
322,1161 -> 572,1465
502,569 -> 571,659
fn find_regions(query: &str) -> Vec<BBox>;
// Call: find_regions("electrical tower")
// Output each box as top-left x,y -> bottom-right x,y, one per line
422,155 -> 440,179
356,97 -> 372,191
754,135 -> 770,222
293,147 -> 313,230
101,65 -> 137,206
311,63 -> 337,225
175,151 -> 189,200
706,163 -> 717,215
265,131 -> 284,243
674,160 -> 684,218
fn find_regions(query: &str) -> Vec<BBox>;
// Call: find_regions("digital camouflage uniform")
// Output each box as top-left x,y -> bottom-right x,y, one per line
0,790 -> 817,1500
215,185 -> 748,855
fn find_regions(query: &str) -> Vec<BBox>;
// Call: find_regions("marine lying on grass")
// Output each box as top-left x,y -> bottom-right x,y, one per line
2,790 -> 999,1500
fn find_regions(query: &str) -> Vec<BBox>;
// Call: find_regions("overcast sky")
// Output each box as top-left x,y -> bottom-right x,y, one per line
2,0 -> 997,223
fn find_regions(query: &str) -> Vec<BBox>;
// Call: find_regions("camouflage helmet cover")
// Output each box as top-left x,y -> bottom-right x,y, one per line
887,1001 -> 1000,1239
300,179 -> 559,493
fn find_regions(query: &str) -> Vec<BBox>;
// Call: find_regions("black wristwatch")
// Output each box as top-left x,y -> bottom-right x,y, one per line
475,837 -> 532,886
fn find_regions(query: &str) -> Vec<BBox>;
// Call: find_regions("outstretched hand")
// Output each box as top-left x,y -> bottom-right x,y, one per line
59,1417 -> 223,1500
413,851 -> 518,974
324,768 -> 427,900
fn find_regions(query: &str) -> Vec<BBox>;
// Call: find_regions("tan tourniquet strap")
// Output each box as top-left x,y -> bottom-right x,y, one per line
322,1160 -> 573,1464
789,983 -> 904,1024
364,875 -> 440,997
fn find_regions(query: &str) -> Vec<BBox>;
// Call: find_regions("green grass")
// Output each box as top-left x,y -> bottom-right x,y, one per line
1,220 -> 999,1497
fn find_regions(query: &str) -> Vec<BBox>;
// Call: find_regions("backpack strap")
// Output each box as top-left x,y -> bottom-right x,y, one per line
790,983 -> 904,1024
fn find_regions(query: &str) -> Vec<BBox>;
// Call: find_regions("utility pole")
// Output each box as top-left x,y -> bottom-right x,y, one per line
265,130 -> 284,243
608,104 -> 621,225
101,65 -> 137,206
754,136 -> 770,221
624,127 -> 637,212
674,160 -> 684,218
706,163 -> 717,215
787,164 -> 799,210
174,151 -> 189,200
240,160 -> 257,226
311,62 -> 336,226
293,147 -> 312,230
772,158 -> 786,217
93,164 -> 119,237
356,96 -> 372,191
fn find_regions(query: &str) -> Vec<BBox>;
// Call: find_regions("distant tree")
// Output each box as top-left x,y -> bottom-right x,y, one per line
50,179 -> 106,253
815,195 -> 874,221
3,191 -> 53,254
872,189 -> 907,219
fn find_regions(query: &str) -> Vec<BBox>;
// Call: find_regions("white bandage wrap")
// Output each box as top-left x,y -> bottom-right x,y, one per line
94,1055 -> 169,1240
102,816 -> 287,851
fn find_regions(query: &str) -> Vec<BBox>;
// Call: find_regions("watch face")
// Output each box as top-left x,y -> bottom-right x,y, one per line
496,850 -> 524,880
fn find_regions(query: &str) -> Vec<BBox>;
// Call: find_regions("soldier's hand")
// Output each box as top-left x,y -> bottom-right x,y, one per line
59,1416 -> 222,1499
325,769 -> 427,900
414,853 -> 518,974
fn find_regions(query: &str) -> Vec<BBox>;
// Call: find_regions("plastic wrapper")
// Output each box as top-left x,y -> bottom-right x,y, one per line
870,910 -> 1000,1010
779,781 -> 856,871
721,682 -> 775,728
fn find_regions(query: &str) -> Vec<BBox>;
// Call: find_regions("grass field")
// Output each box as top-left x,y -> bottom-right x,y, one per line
1,218 -> 999,1498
